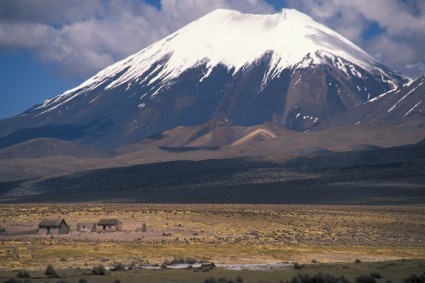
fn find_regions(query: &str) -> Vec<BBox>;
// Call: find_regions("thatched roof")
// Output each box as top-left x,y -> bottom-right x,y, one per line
97,219 -> 120,226
38,219 -> 67,228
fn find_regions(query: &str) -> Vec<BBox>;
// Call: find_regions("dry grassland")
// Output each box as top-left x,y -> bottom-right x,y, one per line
0,204 -> 424,271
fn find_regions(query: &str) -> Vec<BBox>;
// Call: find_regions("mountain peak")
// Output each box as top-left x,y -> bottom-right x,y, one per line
1,8 -> 408,149
40,7 -> 383,109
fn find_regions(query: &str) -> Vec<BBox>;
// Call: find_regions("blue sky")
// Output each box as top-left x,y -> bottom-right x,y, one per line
0,0 -> 424,119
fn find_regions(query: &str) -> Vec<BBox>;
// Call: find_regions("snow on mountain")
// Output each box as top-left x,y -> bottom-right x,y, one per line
37,9 -> 398,113
325,76 -> 425,127
0,9 -> 409,149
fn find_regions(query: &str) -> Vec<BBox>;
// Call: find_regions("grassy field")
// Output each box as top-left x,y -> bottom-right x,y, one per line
0,259 -> 424,283
0,204 -> 424,282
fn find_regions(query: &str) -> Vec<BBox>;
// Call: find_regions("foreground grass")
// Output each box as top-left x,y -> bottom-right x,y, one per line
1,240 -> 425,270
0,259 -> 424,283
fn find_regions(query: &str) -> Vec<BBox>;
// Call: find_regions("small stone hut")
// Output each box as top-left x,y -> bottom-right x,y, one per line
38,219 -> 70,235
97,219 -> 122,232
77,222 -> 96,232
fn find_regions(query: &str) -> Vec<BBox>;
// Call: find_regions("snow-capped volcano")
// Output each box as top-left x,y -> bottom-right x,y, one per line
0,9 -> 408,149
38,9 -> 398,111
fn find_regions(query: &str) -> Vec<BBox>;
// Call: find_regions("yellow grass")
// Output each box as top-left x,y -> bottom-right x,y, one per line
0,203 -> 424,270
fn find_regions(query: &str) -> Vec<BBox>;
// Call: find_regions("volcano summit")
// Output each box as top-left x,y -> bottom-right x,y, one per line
0,9 -> 407,149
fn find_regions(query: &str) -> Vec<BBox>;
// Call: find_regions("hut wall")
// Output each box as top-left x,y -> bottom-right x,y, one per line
97,223 -> 122,232
58,223 -> 70,234
38,227 -> 48,235
77,223 -> 96,232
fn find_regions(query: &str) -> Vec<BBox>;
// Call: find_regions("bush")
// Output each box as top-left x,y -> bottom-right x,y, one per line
356,275 -> 376,283
113,262 -> 125,271
370,272 -> 381,279
161,260 -> 170,269
339,276 -> 351,283
114,280 -> 121,283
204,279 -> 217,283
236,275 -> 244,282
45,264 -> 57,277
78,279 -> 88,283
91,265 -> 106,275
195,263 -> 216,272
294,262 -> 303,269
17,270 -> 30,278
291,272 -> 351,283
403,273 -> 425,283
186,257 -> 197,264
354,259 -> 362,264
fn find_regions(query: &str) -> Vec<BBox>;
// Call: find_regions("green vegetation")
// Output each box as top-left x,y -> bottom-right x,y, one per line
44,264 -> 57,277
0,260 -> 424,283
91,265 -> 106,275
403,273 -> 425,283
16,270 -> 30,278
112,262 -> 125,271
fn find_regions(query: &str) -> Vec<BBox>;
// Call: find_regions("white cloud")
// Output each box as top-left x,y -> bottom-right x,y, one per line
285,0 -> 425,78
1,0 -> 423,79
0,0 -> 273,79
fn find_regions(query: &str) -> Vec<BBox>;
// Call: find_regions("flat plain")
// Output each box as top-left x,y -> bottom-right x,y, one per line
1,204 -> 424,276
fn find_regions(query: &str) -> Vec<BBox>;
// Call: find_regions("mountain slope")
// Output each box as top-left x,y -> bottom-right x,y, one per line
3,140 -> 424,204
324,76 -> 425,127
0,138 -> 110,159
0,9 -> 407,149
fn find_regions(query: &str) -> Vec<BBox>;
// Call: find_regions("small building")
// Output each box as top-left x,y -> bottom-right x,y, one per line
77,222 -> 96,232
97,219 -> 122,232
38,219 -> 70,235
135,222 -> 147,232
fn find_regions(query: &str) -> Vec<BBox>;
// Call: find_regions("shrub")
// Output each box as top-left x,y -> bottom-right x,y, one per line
91,265 -> 106,275
176,257 -> 185,264
356,275 -> 376,283
196,263 -> 216,272
45,264 -> 57,277
294,262 -> 303,269
236,275 -> 244,282
78,279 -> 88,283
354,259 -> 362,264
114,280 -> 121,283
161,260 -> 170,269
204,279 -> 217,283
186,257 -> 197,264
113,262 -> 125,271
339,276 -> 351,283
290,273 -> 351,283
370,272 -> 381,279
403,273 -> 425,283
17,270 -> 30,278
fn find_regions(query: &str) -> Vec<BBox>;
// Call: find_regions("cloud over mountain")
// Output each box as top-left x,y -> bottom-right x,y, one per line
0,0 -> 273,79
0,0 -> 423,79
287,0 -> 425,78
